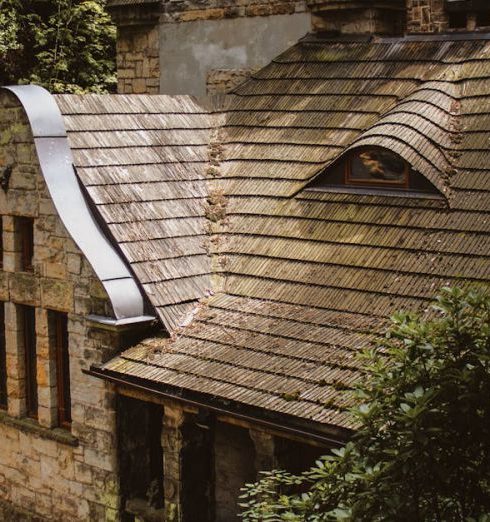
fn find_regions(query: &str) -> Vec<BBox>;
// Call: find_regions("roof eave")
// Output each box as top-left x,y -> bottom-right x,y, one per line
85,364 -> 352,446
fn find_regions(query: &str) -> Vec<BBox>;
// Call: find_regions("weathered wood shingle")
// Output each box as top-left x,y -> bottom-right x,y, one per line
55,94 -> 216,330
57,34 -> 490,430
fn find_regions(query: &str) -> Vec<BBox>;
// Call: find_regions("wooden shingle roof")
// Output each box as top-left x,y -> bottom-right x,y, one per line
55,94 -> 216,329
57,34 -> 490,431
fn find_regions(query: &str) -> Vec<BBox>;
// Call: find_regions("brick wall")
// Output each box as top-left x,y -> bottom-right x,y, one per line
407,0 -> 448,33
0,91 -> 124,521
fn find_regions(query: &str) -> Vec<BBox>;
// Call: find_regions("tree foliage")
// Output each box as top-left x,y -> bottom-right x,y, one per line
0,0 -> 116,93
240,286 -> 490,522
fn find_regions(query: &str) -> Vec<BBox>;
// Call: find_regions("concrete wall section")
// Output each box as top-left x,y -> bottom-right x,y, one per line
159,13 -> 311,96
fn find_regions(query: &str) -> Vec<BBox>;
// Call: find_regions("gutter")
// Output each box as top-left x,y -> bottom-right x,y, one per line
85,365 -> 352,446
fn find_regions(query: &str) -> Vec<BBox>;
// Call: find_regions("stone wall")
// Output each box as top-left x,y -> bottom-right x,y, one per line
406,0 -> 448,33
206,69 -> 255,95
0,91 -> 124,520
117,24 -> 160,94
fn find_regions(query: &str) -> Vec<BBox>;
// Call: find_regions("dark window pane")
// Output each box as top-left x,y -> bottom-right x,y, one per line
0,303 -> 6,410
22,305 -> 37,419
448,11 -> 467,28
16,217 -> 34,272
0,216 -> 3,270
477,11 -> 490,27
308,148 -> 439,195
347,148 -> 408,187
51,311 -> 71,427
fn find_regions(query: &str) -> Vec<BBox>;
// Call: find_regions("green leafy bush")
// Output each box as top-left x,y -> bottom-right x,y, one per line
240,287 -> 490,522
0,0 -> 116,93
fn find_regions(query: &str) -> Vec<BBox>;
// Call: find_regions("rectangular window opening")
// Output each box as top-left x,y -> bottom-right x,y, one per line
448,11 -> 467,29
477,11 -> 490,27
0,303 -> 7,410
49,311 -> 71,428
21,305 -> 37,419
15,217 -> 34,272
0,216 -> 3,270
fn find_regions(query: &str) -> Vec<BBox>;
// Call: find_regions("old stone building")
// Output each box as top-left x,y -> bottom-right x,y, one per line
1,0 -> 490,521
0,87 -> 156,520
109,0 -> 311,95
108,0 -> 490,96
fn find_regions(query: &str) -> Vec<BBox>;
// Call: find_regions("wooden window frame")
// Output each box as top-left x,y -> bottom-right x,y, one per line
0,303 -> 6,410
0,216 -> 3,271
51,311 -> 71,429
344,148 -> 410,189
16,217 -> 34,272
21,305 -> 37,419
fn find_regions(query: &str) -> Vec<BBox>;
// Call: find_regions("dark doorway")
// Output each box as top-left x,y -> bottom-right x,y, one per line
214,422 -> 256,522
275,437 -> 328,475
117,395 -> 164,522
181,411 -> 215,522
274,437 -> 331,497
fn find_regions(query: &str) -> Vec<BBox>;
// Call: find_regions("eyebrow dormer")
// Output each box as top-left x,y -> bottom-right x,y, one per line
308,146 -> 442,197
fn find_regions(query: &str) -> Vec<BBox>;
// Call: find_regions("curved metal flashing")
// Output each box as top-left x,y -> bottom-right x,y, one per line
3,85 -> 154,323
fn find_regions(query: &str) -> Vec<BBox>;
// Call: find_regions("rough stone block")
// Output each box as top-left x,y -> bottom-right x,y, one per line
2,252 -> 15,273
10,166 -> 37,191
43,262 -> 67,280
9,273 -> 40,305
0,272 -> 9,300
7,190 -> 37,217
84,447 -> 116,472
132,78 -> 148,94
40,278 -> 73,311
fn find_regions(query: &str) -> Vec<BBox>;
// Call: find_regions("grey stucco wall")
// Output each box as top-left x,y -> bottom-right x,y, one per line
159,12 -> 311,96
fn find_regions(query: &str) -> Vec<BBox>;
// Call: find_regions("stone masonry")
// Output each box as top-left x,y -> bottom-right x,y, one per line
206,68 -> 256,95
159,0 -> 307,23
161,404 -> 184,522
406,0 -> 449,33
116,23 -> 160,94
0,91 -> 128,521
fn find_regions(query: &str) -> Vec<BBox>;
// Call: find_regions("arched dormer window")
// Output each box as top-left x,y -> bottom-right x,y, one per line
309,146 -> 441,196
346,147 -> 408,188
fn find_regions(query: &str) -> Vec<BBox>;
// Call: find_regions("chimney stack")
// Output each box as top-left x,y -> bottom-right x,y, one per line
307,0 -> 406,36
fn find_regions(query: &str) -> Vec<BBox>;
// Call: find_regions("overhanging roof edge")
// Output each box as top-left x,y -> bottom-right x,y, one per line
85,365 -> 352,445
